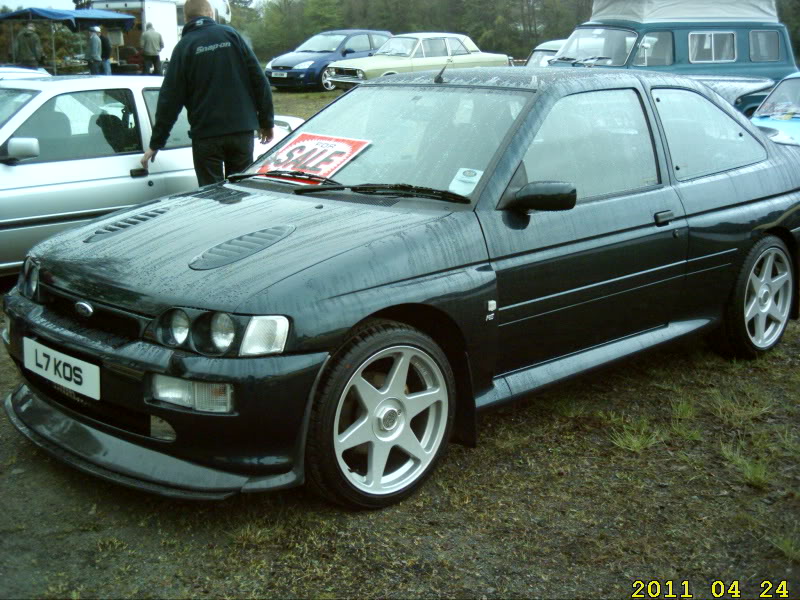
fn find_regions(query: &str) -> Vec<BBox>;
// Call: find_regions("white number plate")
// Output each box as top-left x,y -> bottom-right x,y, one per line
272,71 -> 288,78
23,338 -> 101,400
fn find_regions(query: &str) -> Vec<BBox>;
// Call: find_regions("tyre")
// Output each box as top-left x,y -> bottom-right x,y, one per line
717,235 -> 795,358
320,68 -> 336,91
306,320 -> 455,509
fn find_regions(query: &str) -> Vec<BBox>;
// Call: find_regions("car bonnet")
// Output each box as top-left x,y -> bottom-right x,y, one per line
30,187 -> 446,316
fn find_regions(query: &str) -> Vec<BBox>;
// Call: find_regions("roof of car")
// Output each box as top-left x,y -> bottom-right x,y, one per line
361,66 -> 707,93
321,29 -> 391,35
0,74 -> 164,91
394,32 -> 473,40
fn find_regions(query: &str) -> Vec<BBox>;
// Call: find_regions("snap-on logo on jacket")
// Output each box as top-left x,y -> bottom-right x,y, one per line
196,41 -> 231,55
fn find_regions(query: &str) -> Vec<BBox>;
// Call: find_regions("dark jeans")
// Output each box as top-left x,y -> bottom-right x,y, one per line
143,55 -> 161,75
191,132 -> 254,187
88,60 -> 102,75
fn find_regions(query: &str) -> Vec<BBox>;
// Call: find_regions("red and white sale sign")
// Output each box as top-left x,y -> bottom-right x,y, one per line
258,133 -> 371,181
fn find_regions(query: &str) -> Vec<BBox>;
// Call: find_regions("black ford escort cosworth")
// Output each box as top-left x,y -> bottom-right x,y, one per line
4,68 -> 800,508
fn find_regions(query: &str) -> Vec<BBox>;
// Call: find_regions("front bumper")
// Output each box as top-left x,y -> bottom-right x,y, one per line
265,69 -> 319,88
327,76 -> 361,90
3,288 -> 328,499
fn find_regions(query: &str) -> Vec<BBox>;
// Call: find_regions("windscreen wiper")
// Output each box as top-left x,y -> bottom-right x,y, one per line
552,56 -> 577,62
228,170 -> 342,186
574,56 -> 612,66
293,182 -> 471,204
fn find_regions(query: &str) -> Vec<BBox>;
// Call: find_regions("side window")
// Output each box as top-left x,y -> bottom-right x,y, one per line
143,89 -> 191,149
522,89 -> 659,201
12,89 -> 142,163
750,30 -> 780,62
422,38 -> 448,58
371,34 -> 389,49
633,32 -> 674,66
412,42 -> 424,58
346,34 -> 371,53
653,88 -> 766,181
447,38 -> 469,56
689,32 -> 736,63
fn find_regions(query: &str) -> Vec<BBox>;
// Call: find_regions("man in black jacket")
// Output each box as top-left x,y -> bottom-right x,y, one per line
140,0 -> 273,186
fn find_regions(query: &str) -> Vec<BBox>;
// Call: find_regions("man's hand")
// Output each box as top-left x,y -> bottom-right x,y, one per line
258,128 -> 274,144
141,147 -> 158,169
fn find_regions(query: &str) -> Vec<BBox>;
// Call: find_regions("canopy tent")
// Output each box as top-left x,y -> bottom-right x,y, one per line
0,7 -> 135,32
591,0 -> 779,23
0,8 -> 135,74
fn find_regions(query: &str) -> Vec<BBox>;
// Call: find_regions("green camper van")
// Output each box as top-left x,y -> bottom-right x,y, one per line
550,0 -> 798,114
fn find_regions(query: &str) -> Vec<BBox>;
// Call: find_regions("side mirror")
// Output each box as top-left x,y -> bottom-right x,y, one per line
504,181 -> 576,212
0,137 -> 40,164
342,48 -> 354,56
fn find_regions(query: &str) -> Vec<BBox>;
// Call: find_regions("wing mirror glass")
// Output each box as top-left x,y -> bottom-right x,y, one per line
342,48 -> 354,56
504,181 -> 577,212
0,137 -> 40,164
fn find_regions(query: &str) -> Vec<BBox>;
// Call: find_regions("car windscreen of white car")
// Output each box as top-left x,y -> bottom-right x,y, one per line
0,89 -> 37,128
374,37 -> 418,57
554,27 -> 637,66
250,85 -> 529,200
754,78 -> 800,118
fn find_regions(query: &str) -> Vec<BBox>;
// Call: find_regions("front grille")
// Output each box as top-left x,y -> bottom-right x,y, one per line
272,66 -> 292,71
40,285 -> 146,342
336,68 -> 359,77
28,370 -> 149,436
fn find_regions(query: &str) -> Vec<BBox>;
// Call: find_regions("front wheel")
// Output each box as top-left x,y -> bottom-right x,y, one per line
717,235 -> 795,358
305,321 -> 455,509
320,68 -> 336,91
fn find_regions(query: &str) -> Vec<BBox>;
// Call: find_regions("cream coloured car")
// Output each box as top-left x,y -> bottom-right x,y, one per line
325,32 -> 509,89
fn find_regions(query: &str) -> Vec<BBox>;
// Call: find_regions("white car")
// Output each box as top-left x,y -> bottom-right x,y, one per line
0,75 -> 300,276
0,66 -> 52,79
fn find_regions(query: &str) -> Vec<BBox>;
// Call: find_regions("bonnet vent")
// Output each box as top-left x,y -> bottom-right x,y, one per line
189,225 -> 295,270
84,207 -> 170,243
175,187 -> 252,204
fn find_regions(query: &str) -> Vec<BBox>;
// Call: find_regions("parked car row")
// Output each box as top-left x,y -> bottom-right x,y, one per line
0,75 -> 302,277
5,66 -> 800,509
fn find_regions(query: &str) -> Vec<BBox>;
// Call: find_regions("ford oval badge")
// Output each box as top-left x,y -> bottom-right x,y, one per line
75,301 -> 94,318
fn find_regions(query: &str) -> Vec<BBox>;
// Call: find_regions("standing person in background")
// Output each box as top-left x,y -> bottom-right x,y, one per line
86,26 -> 102,74
140,23 -> 164,75
14,23 -> 43,70
140,0 -> 274,186
100,28 -> 112,75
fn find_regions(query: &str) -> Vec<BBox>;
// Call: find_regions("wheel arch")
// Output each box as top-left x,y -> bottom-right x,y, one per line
353,303 -> 478,447
763,226 -> 799,319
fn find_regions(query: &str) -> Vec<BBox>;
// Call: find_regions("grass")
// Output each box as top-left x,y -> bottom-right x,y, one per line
272,89 -> 343,120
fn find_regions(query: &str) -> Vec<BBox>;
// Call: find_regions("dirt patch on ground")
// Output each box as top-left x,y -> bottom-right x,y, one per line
2,311 -> 799,598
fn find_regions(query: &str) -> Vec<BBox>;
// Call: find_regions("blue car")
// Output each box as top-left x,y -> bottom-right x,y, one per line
265,29 -> 392,91
751,72 -> 800,144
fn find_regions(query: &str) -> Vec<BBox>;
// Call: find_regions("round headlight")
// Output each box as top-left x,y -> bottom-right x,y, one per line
210,312 -> 235,353
25,262 -> 39,299
161,309 -> 190,347
357,69 -> 365,80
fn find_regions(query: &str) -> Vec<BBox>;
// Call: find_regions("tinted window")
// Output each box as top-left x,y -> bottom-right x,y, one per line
654,88 -> 766,181
689,32 -> 736,62
12,89 -> 142,163
143,89 -> 191,149
447,38 -> 469,56
633,32 -> 673,66
423,39 -> 448,58
522,89 -> 658,201
750,30 -> 780,62
347,34 -> 371,53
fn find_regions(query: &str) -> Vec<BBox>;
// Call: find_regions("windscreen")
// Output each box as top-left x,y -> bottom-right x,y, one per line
375,37 -> 418,57
251,85 -> 531,198
755,78 -> 800,118
554,28 -> 637,66
296,34 -> 347,52
0,89 -> 37,128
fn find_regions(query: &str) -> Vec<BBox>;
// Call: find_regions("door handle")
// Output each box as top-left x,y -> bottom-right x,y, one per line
130,168 -> 148,178
654,210 -> 674,226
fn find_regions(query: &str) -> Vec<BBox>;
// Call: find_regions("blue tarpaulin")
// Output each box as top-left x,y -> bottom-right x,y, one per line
0,7 -> 135,32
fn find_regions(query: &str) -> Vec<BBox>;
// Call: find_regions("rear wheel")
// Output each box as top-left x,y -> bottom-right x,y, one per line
306,320 -> 454,509
716,235 -> 794,358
